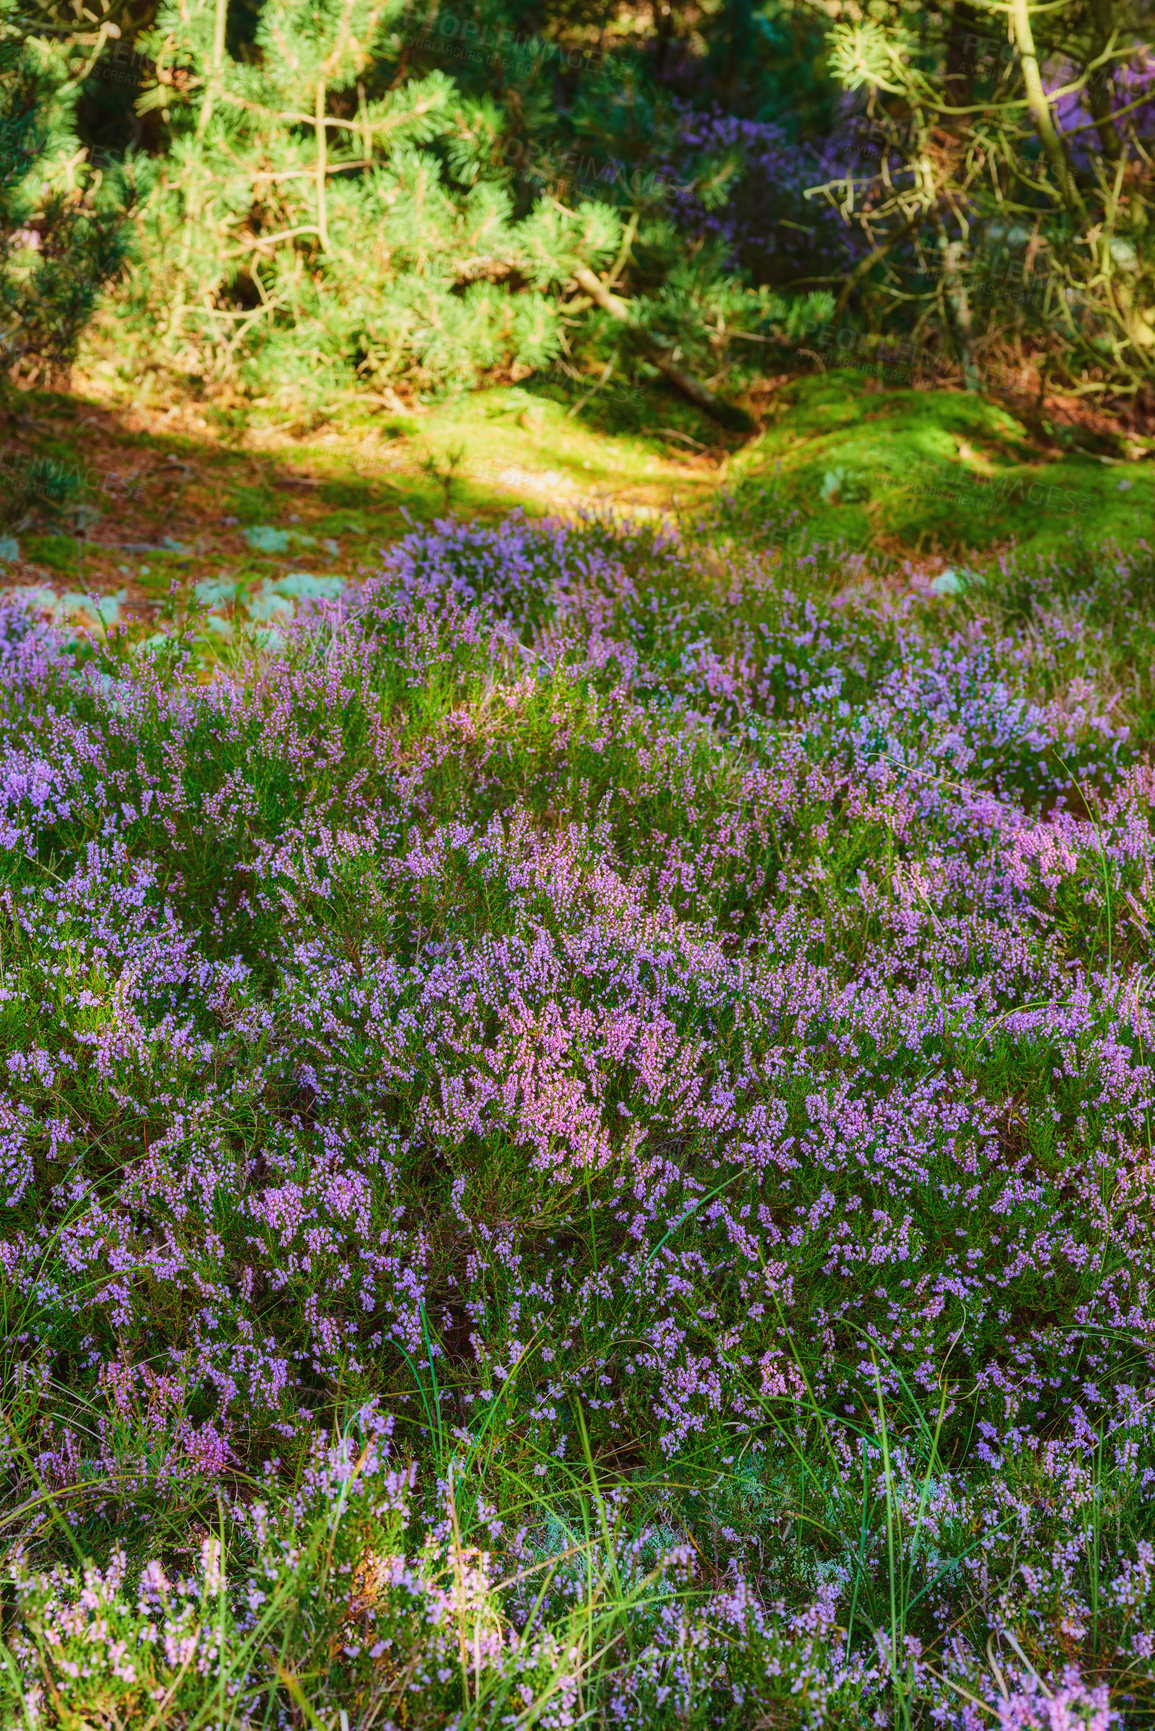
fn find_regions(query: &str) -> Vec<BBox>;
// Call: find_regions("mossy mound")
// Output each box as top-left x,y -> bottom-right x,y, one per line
725,371 -> 1153,561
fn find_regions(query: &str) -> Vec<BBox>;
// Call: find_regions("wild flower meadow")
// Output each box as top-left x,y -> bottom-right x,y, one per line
1,513 -> 1154,1728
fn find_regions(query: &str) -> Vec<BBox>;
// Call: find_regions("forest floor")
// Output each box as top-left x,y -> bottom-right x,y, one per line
2,364 -> 1153,633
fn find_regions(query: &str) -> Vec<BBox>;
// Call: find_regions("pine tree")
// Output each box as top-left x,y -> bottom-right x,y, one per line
118,0 -> 622,415
811,0 -> 1155,393
0,0 -> 129,382
1,0 -> 129,529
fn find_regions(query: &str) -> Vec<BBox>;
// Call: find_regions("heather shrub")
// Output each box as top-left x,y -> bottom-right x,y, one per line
0,515 -> 1154,1724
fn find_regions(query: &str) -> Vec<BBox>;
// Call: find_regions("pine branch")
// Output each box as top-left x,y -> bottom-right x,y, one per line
569,264 -> 752,431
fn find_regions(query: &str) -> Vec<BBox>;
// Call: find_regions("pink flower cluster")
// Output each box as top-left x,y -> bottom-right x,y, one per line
0,514 -> 1151,1721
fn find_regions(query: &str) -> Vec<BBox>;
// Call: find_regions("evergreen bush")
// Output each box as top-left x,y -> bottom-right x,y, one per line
60,0 -> 825,419
0,0 -> 129,383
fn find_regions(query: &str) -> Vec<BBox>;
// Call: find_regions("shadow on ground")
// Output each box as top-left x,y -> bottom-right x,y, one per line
2,369 -> 1152,623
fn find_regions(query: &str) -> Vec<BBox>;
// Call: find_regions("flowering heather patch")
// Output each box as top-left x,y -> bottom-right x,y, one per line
1,513 -> 1154,1726
657,105 -> 859,284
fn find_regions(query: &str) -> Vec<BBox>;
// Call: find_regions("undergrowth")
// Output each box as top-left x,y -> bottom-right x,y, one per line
1,511 -> 1154,1727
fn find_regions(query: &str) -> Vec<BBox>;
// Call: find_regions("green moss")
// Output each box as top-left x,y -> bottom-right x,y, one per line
722,371 -> 1154,560
318,478 -> 377,509
228,483 -> 281,524
21,533 -> 82,575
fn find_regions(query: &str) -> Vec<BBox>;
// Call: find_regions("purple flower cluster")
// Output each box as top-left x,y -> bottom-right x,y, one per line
656,103 -> 868,283
0,514 -> 1152,1722
1051,47 -> 1155,169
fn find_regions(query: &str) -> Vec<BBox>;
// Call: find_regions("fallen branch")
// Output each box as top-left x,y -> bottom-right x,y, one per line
569,264 -> 753,431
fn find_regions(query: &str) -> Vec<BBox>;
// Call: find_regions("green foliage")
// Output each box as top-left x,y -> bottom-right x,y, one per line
10,0 -> 1155,414
0,0 -> 129,383
44,0 -> 832,420
808,0 -> 1155,395
103,0 -> 629,413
